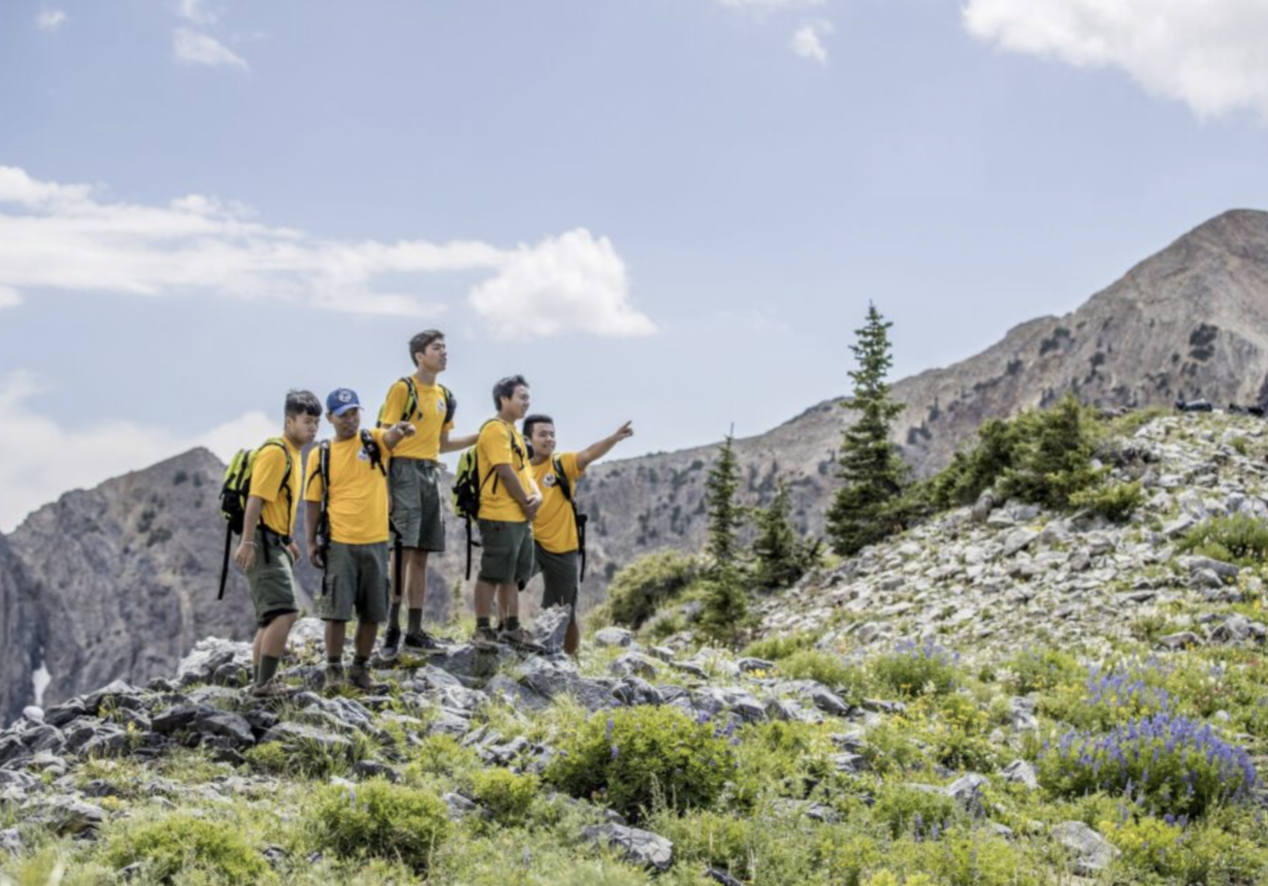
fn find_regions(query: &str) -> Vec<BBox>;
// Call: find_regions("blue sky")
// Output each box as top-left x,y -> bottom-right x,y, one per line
1,0 -> 1267,530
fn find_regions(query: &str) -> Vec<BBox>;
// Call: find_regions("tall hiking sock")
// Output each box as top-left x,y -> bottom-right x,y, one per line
327,656 -> 342,668
476,617 -> 491,630
388,602 -> 402,632
257,655 -> 281,686
353,655 -> 369,669
505,616 -> 521,631
408,608 -> 423,634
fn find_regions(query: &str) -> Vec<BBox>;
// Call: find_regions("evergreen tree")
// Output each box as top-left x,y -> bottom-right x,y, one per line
753,479 -> 818,590
704,432 -> 745,571
827,303 -> 908,557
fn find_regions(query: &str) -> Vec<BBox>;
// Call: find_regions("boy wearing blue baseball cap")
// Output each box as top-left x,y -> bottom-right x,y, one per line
305,388 -> 415,690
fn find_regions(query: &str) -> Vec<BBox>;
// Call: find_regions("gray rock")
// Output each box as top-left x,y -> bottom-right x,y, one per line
807,686 -> 851,718
28,796 -> 105,835
0,827 -> 22,855
1001,529 -> 1040,558
947,773 -> 988,812
593,627 -> 635,648
444,791 -> 477,819
737,657 -> 776,674
192,711 -> 256,747
532,605 -> 573,653
1001,759 -> 1039,790
1052,820 -> 1120,875
971,490 -> 1000,523
610,653 -> 659,680
581,824 -> 674,872
1157,631 -> 1202,651
1185,556 -> 1240,579
613,678 -> 663,707
152,704 -> 211,736
832,753 -> 869,774
43,700 -> 87,729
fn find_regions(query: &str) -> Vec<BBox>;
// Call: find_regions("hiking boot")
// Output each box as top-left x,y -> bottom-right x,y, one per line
497,626 -> 529,648
249,679 -> 291,700
471,625 -> 499,648
323,666 -> 345,691
403,630 -> 443,652
380,627 -> 402,660
347,665 -> 375,692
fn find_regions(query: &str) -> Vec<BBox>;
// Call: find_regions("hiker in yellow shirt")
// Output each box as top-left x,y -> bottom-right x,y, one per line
526,416 -> 634,656
233,390 -> 322,698
472,375 -> 540,647
377,330 -> 477,658
304,388 -> 416,691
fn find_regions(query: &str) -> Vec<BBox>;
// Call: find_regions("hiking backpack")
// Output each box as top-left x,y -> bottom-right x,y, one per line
217,438 -> 292,600
451,420 -> 525,579
551,454 -> 590,581
378,377 -> 456,428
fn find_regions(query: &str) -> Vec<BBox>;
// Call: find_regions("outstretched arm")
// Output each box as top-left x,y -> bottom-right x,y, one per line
576,421 -> 634,472
440,429 -> 479,453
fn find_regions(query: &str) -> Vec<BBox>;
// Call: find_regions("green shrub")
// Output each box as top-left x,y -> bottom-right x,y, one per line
927,417 -> 1025,510
602,551 -> 702,629
879,827 -> 1047,886
1070,481 -> 1144,522
1008,646 -> 1082,694
872,639 -> 960,697
741,631 -> 817,662
405,734 -> 480,780
871,783 -> 960,839
547,705 -> 734,821
777,650 -> 869,696
307,778 -> 450,873
104,813 -> 271,884
1104,814 -> 1268,885
999,396 -> 1106,510
1177,513 -> 1268,566
694,575 -> 756,649
728,720 -> 839,808
469,768 -> 539,825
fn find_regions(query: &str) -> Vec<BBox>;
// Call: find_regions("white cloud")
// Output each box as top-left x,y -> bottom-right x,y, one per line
469,230 -> 655,340
0,370 -> 276,532
963,0 -> 1268,119
791,20 -> 833,65
0,166 -> 655,337
35,9 -> 68,32
0,286 -> 20,309
173,28 -> 249,70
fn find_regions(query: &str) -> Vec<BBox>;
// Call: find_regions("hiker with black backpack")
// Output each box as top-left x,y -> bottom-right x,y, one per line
228,390 -> 321,699
304,388 -> 416,691
376,330 -> 477,659
525,415 -> 634,657
465,375 -> 540,648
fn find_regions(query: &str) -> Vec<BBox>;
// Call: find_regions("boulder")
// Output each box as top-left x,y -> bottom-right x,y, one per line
581,824 -> 674,872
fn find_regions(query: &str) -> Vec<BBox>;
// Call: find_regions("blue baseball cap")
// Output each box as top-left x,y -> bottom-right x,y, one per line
326,388 -> 361,416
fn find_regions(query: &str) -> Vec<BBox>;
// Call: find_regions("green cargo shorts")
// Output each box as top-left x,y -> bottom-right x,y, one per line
318,541 -> 390,623
477,519 -> 534,586
246,531 -> 299,627
389,458 -> 446,552
534,543 -> 579,615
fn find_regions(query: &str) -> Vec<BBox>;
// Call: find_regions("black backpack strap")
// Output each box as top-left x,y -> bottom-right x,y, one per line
552,454 -> 573,503
439,383 -> 457,427
217,523 -> 234,600
402,376 -> 419,422
360,429 -> 386,476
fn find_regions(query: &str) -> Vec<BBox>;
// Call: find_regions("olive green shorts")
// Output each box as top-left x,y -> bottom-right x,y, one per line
534,543 -> 579,615
389,458 -> 446,552
247,531 -> 299,627
477,519 -> 534,586
318,541 -> 390,623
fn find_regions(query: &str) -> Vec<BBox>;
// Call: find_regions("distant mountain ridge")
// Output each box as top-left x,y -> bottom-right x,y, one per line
1,208 -> 1266,724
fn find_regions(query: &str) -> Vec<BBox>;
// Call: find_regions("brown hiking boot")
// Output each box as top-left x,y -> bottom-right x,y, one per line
322,666 -> 345,691
471,625 -> 499,648
347,664 -> 375,691
497,626 -> 528,648
249,679 -> 291,700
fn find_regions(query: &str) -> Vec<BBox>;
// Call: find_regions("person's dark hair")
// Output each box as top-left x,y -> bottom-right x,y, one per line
492,375 -> 529,410
409,330 -> 445,367
523,414 -> 554,439
285,389 -> 322,418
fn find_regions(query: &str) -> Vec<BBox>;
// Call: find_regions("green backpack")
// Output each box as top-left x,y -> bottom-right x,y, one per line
451,420 -> 525,579
217,438 -> 292,600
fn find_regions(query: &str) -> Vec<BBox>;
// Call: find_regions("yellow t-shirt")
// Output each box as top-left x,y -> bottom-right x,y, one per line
378,378 -> 454,461
303,428 -> 393,545
476,419 -> 534,522
249,439 -> 302,537
531,453 -> 584,554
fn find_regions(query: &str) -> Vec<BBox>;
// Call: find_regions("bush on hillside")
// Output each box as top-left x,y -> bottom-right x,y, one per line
307,779 -> 450,873
104,814 -> 271,885
1177,513 -> 1268,566
601,550 -> 702,630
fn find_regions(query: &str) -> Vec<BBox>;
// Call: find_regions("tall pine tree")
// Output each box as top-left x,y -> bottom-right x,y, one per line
827,303 -> 907,557
704,432 -> 745,571
753,479 -> 818,590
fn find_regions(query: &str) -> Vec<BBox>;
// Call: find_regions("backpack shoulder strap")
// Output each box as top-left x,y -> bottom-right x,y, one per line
439,383 -> 456,426
401,376 -> 419,422
552,454 -> 573,504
